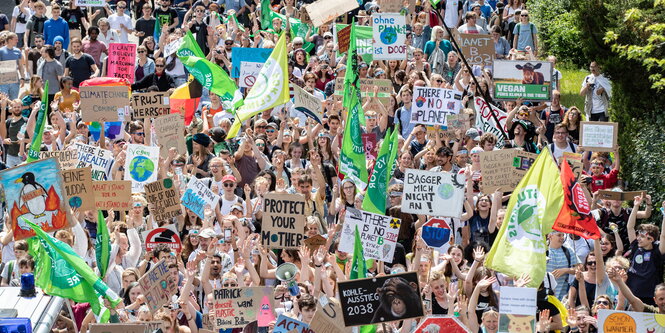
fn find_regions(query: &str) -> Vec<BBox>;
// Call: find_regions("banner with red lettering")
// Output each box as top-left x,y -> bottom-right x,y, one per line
108,43 -> 136,83
474,97 -> 508,148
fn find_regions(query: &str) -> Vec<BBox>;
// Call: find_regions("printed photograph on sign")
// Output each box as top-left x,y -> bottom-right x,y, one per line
579,121 -> 618,152
338,207 -> 400,262
493,60 -> 552,101
410,87 -> 463,126
372,13 -> 407,60
402,169 -> 466,218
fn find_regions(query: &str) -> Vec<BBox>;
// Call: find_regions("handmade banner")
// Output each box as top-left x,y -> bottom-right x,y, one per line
93,181 -> 132,211
410,87 -> 463,126
231,47 -> 272,78
74,143 -> 114,181
292,84 -> 323,124
39,150 -> 78,170
474,97 -> 508,148
493,60 -> 552,101
333,77 -> 392,105
261,193 -> 306,249
597,309 -> 665,333
402,169 -> 466,218
138,259 -> 177,311
0,158 -> 72,240
306,0 -> 359,27
457,33 -> 493,68
211,287 -> 274,328
479,149 -> 537,193
372,13 -> 407,60
579,121 -> 618,152
61,167 -> 95,211
181,178 -> 220,219
80,85 -> 129,122
337,272 -> 423,326
107,43 -> 136,82
142,224 -> 181,253
124,144 -> 160,192
273,315 -> 312,333
0,60 -> 18,83
144,178 -> 181,222
310,297 -> 352,333
153,113 -> 187,158
339,207 -> 400,262
74,0 -> 105,6
498,286 -> 537,333
131,92 -> 170,119
239,61 -> 264,88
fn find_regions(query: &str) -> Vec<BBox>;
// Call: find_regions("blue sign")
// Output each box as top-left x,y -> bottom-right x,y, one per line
231,47 -> 272,78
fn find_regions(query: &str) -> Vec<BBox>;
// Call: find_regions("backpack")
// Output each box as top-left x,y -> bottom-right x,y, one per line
516,23 -> 536,47
546,246 -> 572,268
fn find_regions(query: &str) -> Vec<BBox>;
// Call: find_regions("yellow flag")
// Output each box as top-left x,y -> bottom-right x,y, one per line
226,33 -> 290,138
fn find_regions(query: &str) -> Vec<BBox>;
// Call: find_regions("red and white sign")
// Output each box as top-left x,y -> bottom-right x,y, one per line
239,61 -> 263,88
422,218 -> 452,253
571,183 -> 591,215
414,316 -> 471,333
142,224 -> 182,253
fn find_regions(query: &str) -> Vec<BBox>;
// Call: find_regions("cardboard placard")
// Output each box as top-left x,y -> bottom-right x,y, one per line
74,0 -> 105,6
597,190 -> 645,202
372,13 -> 407,60
90,324 -> 148,333
337,25 -> 352,54
0,158 -> 73,240
579,121 -> 618,152
361,133 -> 378,160
498,286 -> 537,333
74,143 -> 115,181
310,297 -> 352,333
479,149 -> 537,193
339,207 -> 400,263
261,192 -> 306,249
231,47 -> 272,78
61,167 -> 95,211
292,84 -> 323,124
124,144 -> 160,193
337,272 -> 423,326
107,43 -> 136,82
304,234 -> 327,252
0,60 -> 18,84
181,177 -> 220,219
163,37 -> 184,58
493,60 -> 553,101
142,224 -> 181,253
39,150 -> 78,170
333,77 -> 393,105
145,178 -> 181,222
597,309 -> 665,333
211,287 -> 275,328
562,152 -> 583,179
402,169 -> 466,218
305,0 -> 359,27
93,181 -> 132,211
138,259 -> 177,311
410,87 -> 463,126
457,34 -> 493,68
376,0 -> 406,13
131,92 -> 170,119
80,85 -> 129,122
239,61 -> 264,88
273,315 -> 312,333
153,113 -> 186,158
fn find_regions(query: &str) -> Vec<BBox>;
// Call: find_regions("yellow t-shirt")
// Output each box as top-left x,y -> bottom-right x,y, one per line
54,90 -> 81,112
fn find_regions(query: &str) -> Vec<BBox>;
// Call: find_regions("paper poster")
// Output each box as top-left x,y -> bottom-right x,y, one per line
131,92 -> 170,118
598,309 -> 665,333
80,85 -> 129,122
124,144 -> 160,192
361,133 -> 378,160
411,87 -> 463,126
305,0 -> 359,27
579,121 -> 618,152
474,97 -> 509,148
138,259 -> 177,312
310,297 -> 352,333
457,34 -> 493,68
93,181 -> 132,211
337,272 -> 423,326
493,60 -> 552,101
153,113 -> 186,158
414,316 -> 471,333
292,84 -> 323,124
372,13 -> 407,60
181,177 -> 220,219
339,207 -> 400,263
273,315 -> 311,333
107,43 -> 136,82
0,158 -> 72,240
332,77 -> 392,105
479,149 -> 537,193
163,37 -> 184,58
0,60 -> 18,84
74,0 -> 105,6
231,47 -> 272,78
144,178 -> 181,222
61,167 -> 95,211
261,192 -> 306,249
498,287 -> 537,333
90,324 -> 148,333
74,143 -> 114,181
39,150 -> 78,170
211,287 -> 275,328
239,61 -> 264,88
142,224 -> 181,253
402,169 -> 466,218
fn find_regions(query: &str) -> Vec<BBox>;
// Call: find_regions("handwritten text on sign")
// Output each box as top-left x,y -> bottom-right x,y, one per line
372,13 -> 407,60
80,86 -> 129,122
181,178 -> 219,220
457,33 -> 493,68
579,121 -> 618,152
131,91 -> 170,118
261,193 -> 305,248
144,178 -> 181,222
93,181 -> 131,211
402,169 -> 466,218
339,208 -> 401,263
212,287 -> 274,328
74,143 -> 114,181
108,43 -> 137,82
411,86 -> 463,126
138,260 -> 177,311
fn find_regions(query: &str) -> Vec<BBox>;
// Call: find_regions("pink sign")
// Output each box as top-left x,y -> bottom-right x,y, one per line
361,133 -> 377,160
108,43 -> 136,83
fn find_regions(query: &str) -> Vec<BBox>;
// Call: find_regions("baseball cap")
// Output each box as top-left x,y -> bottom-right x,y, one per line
231,203 -> 244,213
465,128 -> 481,141
222,175 -> 237,183
199,228 -> 215,238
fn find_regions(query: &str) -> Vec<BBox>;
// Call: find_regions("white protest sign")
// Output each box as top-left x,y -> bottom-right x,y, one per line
74,143 -> 114,181
372,13 -> 407,60
292,84 -> 323,124
239,61 -> 264,88
402,169 -> 466,218
181,178 -> 220,220
124,144 -> 160,192
411,86 -> 463,126
339,207 -> 400,263
75,0 -> 105,6
579,121 -> 618,152
163,37 -> 184,57
305,0 -> 359,27
474,97 -> 509,148
498,286 -> 537,333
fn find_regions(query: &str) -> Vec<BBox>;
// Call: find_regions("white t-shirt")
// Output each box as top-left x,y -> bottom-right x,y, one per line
12,6 -> 32,34
444,0 -> 461,28
107,14 -> 133,43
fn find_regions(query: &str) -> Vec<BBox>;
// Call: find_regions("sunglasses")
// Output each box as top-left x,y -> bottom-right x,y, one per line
225,41 -> 234,45
155,64 -> 165,67
138,50 -> 146,53
195,9 -> 204,12
435,79 -> 444,83
256,143 -> 265,147
324,36 -> 332,39
223,182 -> 235,187
134,132 -> 145,136
118,6 -> 126,8
223,283 -> 238,287
256,125 -> 266,129
587,261 -> 596,266
595,300 -> 610,306
521,14 -> 529,17
266,129 -> 275,133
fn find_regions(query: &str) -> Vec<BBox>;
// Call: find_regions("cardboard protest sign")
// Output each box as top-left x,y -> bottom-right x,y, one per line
138,259 -> 177,311
310,297 -> 352,333
338,272 -> 423,326
153,113 -> 186,158
579,121 -> 618,152
414,316 -> 471,333
142,224 -> 181,253
211,287 -> 274,328
493,60 -> 552,101
377,0 -> 411,13
372,13 -> 407,60
74,143 -> 114,181
306,0 -> 359,27
410,87 -> 463,126
261,193 -> 305,249
107,43 -> 136,82
181,177 -> 220,219
339,207 -> 400,262
39,150 -> 78,170
474,97 -> 509,148
273,315 -> 312,333
337,25 -> 352,53
304,234 -> 327,252
479,149 -> 537,193
124,144 -> 160,192
402,169 -> 466,217
90,324 -> 148,333
292,84 -> 323,124
333,77 -> 392,105
131,92 -> 170,118
231,47 -> 272,78
0,158 -> 73,240
145,178 -> 181,222
239,61 -> 264,88
597,309 -> 665,333
61,167 -> 95,211
457,34 -> 493,68
562,152 -> 584,179
74,0 -> 105,6
498,287 -> 537,333
597,190 -> 645,202
361,133 -> 378,160
80,85 -> 129,122
0,60 -> 18,84
93,181 -> 132,211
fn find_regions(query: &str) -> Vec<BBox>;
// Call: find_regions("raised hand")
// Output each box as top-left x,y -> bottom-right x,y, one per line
473,246 -> 485,263
514,273 -> 532,288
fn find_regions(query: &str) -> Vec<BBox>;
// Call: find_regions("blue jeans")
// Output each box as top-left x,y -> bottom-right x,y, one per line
6,154 -> 22,168
0,83 -> 20,100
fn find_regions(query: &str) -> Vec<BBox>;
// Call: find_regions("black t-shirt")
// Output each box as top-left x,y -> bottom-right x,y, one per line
154,7 -> 178,31
5,117 -> 28,156
62,8 -> 87,30
65,53 -> 96,87
627,240 -> 664,299
190,20 -> 210,56
540,106 -> 566,143
135,17 -> 156,45
571,278 -> 596,308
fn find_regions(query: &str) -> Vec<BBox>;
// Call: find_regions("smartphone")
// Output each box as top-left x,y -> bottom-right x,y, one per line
224,228 -> 232,242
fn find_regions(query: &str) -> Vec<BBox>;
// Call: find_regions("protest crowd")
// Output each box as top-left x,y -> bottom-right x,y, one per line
0,0 -> 662,333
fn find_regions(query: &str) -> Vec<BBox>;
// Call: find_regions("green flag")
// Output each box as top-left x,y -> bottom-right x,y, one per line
342,22 -> 365,126
362,128 -> 398,214
350,226 -> 367,280
26,81 -> 48,163
339,85 -> 368,189
260,0 -> 273,30
26,219 -> 121,315
176,30 -> 205,58
96,210 -> 110,279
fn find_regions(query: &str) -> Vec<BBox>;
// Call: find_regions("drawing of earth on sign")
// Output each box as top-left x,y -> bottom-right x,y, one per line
438,183 -> 454,199
380,27 -> 398,44
415,96 -> 426,107
129,156 -> 155,182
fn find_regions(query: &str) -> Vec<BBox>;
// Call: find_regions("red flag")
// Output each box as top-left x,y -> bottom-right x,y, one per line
553,159 -> 602,239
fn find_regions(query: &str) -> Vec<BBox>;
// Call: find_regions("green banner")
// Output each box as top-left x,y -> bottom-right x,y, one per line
494,83 -> 550,100
336,24 -> 373,64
